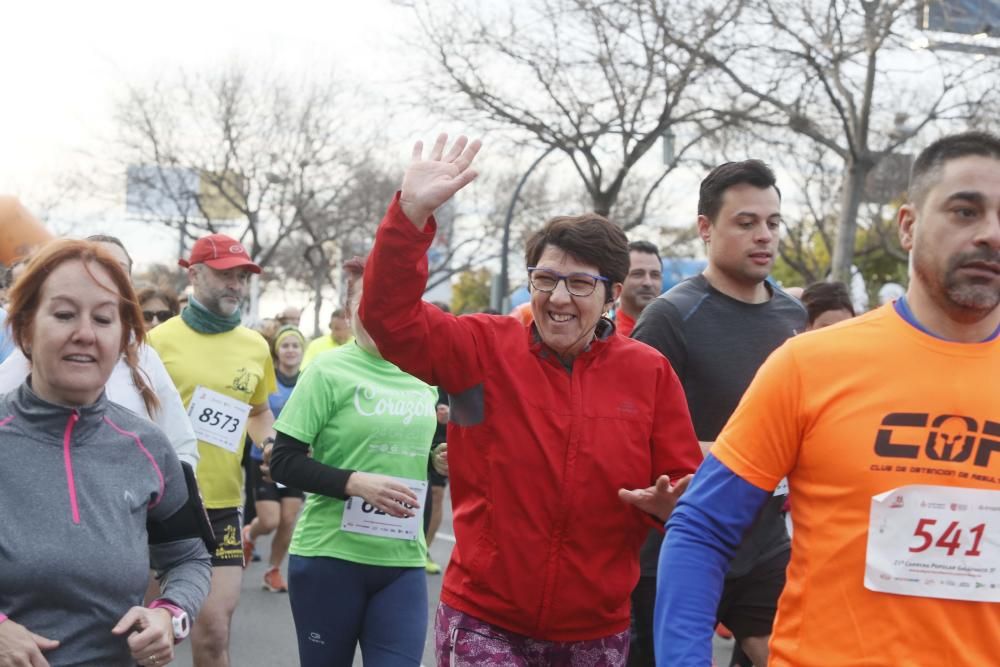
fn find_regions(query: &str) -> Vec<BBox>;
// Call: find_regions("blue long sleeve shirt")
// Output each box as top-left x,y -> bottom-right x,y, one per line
656,454 -> 771,666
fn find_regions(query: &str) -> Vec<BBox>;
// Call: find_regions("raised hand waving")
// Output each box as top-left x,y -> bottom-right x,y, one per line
399,133 -> 482,226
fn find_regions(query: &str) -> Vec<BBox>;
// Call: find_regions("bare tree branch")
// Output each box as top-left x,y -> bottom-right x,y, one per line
413,0 -> 736,220
666,0 -> 1000,281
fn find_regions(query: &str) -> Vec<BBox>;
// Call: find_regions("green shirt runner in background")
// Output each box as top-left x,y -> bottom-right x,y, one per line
275,342 -> 438,567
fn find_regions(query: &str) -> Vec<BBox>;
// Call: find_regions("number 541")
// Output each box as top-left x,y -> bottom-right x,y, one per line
909,518 -> 986,557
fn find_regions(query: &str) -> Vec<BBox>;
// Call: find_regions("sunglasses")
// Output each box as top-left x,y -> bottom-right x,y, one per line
143,310 -> 174,323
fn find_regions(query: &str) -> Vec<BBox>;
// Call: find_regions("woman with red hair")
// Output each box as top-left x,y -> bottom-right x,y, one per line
0,240 -> 210,666
0,236 -> 198,470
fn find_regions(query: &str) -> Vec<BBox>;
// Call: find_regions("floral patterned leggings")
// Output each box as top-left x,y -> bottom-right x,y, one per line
434,601 -> 630,666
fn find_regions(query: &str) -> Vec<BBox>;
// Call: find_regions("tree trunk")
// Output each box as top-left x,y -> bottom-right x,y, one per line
591,191 -> 615,219
830,156 -> 872,283
312,267 -> 324,339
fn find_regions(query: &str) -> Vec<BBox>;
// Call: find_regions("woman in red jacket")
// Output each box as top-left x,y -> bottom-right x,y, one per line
359,134 -> 702,666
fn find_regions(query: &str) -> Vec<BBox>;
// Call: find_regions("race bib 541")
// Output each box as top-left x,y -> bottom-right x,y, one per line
865,484 -> 1000,602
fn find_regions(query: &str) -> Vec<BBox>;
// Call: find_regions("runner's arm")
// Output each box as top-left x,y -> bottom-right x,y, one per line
268,430 -> 354,499
148,538 -> 212,620
246,402 -> 275,446
655,454 -> 769,666
360,135 -> 485,392
146,437 -> 212,620
361,195 -> 489,392
660,341 -> 805,664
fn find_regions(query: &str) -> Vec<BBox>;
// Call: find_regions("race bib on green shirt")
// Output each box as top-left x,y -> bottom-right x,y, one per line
275,343 -> 438,567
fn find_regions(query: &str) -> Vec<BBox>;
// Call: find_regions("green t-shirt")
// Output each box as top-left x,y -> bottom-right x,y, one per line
275,342 -> 438,566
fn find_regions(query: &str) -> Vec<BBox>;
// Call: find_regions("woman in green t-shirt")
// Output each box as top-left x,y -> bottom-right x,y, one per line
268,259 -> 438,667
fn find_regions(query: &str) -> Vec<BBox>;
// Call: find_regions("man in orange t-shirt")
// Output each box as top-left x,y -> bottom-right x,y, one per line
656,131 -> 1000,666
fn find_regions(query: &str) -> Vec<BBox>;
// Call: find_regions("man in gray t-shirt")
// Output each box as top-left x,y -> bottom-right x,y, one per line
629,160 -> 806,667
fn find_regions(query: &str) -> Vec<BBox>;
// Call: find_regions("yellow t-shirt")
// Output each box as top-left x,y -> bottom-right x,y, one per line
712,304 -> 1000,666
301,335 -> 352,368
148,317 -> 277,508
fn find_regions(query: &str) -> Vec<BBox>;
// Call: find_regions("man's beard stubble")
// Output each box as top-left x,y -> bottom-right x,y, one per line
917,247 -> 1000,318
945,248 -> 1000,312
202,291 -> 242,318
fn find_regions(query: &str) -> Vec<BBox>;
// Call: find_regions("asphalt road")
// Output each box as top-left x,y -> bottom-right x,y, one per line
172,493 -> 735,666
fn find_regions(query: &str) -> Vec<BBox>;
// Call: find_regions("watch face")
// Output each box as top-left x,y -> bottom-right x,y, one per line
172,612 -> 190,639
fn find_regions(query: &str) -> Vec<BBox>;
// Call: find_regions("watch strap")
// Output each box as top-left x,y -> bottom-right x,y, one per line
148,599 -> 189,642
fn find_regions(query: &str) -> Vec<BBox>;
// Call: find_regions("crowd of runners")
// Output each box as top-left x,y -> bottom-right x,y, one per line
0,128 -> 996,667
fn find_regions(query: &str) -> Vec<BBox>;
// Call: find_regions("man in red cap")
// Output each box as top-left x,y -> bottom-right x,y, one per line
148,233 -> 278,666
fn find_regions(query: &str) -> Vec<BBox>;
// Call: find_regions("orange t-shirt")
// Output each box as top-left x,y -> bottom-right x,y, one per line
713,304 -> 1000,667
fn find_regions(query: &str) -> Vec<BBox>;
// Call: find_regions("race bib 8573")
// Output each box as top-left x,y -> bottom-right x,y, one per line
187,386 -> 252,454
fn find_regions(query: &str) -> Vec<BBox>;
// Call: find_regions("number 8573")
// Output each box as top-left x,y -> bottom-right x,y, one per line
197,408 -> 240,433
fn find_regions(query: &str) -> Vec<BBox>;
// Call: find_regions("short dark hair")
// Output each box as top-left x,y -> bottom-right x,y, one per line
628,240 -> 661,265
908,131 -> 1000,206
524,214 -> 629,303
801,281 -> 855,325
330,308 -> 347,320
86,234 -> 133,274
698,160 -> 781,222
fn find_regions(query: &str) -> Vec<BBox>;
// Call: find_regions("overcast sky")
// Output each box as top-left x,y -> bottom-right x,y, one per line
0,1 -> 440,327
0,0 -> 427,244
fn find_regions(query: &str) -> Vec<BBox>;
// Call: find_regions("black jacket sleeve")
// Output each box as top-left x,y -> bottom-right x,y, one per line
268,430 -> 355,499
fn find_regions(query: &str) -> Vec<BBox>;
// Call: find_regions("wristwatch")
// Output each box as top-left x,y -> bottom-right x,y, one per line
149,599 -> 190,643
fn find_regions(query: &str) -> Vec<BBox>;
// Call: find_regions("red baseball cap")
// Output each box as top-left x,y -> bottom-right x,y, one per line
178,234 -> 261,273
